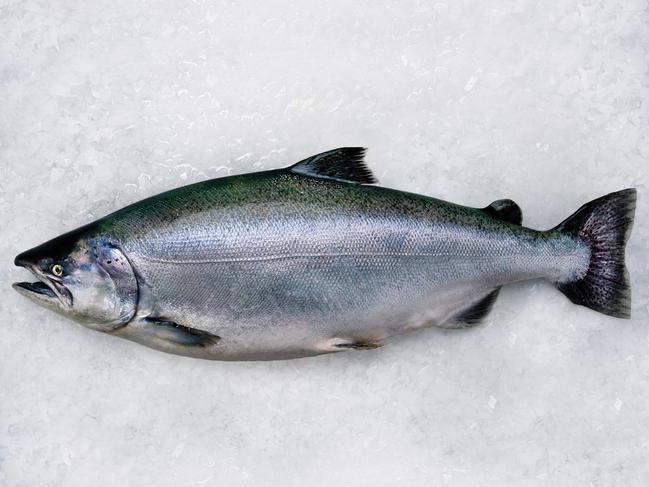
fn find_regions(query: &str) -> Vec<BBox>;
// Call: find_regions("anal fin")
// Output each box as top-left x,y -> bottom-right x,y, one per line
448,288 -> 501,328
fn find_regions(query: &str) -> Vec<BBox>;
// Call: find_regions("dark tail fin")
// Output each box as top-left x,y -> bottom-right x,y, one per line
554,188 -> 636,318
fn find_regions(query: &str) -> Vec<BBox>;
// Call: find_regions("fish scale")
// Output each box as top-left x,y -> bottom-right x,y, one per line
12,148 -> 636,360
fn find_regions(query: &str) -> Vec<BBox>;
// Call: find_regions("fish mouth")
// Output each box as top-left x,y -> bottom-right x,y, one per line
12,260 -> 73,309
13,281 -> 57,298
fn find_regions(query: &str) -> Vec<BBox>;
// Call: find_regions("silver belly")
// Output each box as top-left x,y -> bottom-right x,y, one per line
125,238 -> 585,359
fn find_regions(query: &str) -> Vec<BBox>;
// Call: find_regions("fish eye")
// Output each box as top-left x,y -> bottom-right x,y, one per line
51,264 -> 63,276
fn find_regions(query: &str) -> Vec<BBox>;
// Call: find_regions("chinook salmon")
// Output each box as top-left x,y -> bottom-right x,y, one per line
13,148 -> 636,360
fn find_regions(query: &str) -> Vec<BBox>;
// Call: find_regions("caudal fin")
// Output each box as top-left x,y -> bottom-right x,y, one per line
554,188 -> 636,318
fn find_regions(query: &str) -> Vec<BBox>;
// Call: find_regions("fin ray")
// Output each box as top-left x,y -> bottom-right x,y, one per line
448,288 -> 501,328
289,147 -> 377,184
139,317 -> 221,347
554,188 -> 636,318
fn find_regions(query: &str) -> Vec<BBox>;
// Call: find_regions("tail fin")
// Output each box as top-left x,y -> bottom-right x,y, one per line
554,188 -> 636,318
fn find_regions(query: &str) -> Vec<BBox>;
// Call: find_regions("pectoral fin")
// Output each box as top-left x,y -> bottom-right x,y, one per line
136,317 -> 221,348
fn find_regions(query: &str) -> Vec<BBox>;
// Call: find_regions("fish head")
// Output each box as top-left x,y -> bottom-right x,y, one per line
13,227 -> 138,332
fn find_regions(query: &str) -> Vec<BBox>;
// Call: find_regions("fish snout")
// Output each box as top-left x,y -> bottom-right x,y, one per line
14,248 -> 40,268
14,253 -> 30,268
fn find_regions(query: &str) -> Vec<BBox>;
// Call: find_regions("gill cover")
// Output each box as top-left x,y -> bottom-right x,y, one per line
79,243 -> 138,330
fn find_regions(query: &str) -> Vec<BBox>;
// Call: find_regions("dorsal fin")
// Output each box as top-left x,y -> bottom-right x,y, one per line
481,199 -> 523,225
288,147 -> 377,184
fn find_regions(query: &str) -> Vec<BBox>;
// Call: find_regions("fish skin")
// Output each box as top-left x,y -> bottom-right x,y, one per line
15,148 -> 634,361
99,168 -> 588,359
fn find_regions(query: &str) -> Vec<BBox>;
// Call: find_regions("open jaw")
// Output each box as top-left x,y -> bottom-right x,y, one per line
12,265 -> 73,308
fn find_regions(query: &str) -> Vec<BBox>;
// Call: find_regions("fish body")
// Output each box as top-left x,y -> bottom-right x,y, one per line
13,148 -> 636,360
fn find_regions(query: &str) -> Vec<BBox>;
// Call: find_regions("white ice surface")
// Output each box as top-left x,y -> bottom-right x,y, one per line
1,1 -> 648,486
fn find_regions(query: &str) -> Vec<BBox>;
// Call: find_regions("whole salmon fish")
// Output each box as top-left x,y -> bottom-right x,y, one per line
13,148 -> 636,360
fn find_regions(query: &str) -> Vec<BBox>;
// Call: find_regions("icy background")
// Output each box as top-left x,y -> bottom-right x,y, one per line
1,0 -> 648,485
